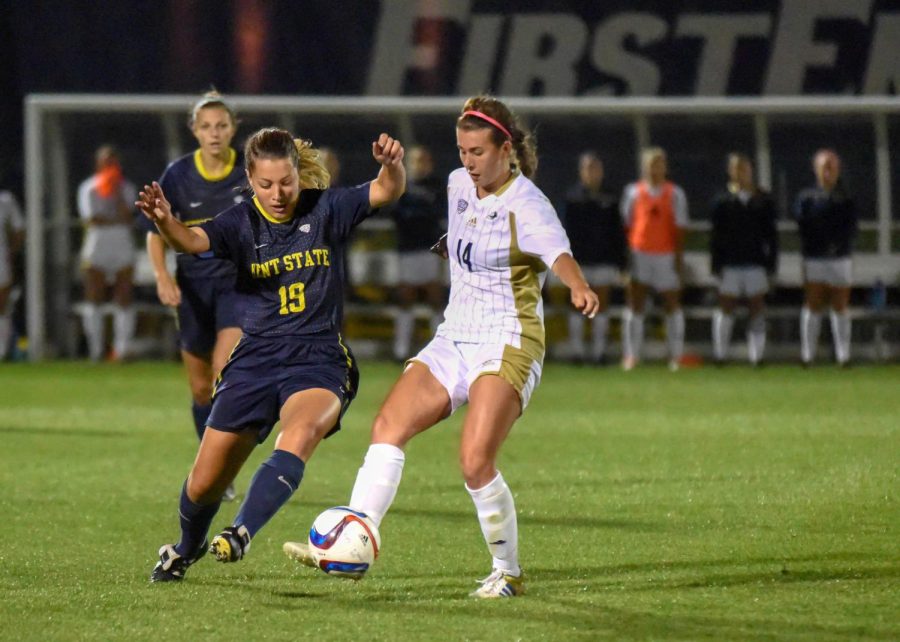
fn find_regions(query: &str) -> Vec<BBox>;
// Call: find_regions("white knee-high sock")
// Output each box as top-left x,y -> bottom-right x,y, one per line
830,310 -> 851,364
567,311 -> 585,357
712,310 -> 734,361
466,471 -> 519,575
623,310 -> 644,361
0,314 -> 11,360
82,303 -> 105,361
393,309 -> 414,360
348,443 -> 405,528
590,312 -> 609,360
747,313 -> 766,364
801,307 -> 822,363
666,310 -> 685,362
113,305 -> 136,357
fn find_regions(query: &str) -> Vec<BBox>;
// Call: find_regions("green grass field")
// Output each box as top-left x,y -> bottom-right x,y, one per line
1,361 -> 897,641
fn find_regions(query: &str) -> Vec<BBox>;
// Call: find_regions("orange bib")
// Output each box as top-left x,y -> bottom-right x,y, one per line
628,181 -> 677,254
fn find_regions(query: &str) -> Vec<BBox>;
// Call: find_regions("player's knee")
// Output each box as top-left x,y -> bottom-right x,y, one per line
186,471 -> 225,504
370,412 -> 407,446
459,450 -> 495,488
189,381 -> 213,404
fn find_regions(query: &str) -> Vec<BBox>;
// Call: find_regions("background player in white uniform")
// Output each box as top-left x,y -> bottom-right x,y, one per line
77,145 -> 138,361
284,96 -> 600,598
0,190 -> 24,360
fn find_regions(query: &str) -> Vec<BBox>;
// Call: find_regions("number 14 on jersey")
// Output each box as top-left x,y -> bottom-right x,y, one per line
456,239 -> 473,272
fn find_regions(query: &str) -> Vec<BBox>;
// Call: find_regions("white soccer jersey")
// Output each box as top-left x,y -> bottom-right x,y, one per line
436,168 -> 571,354
77,176 -> 137,275
0,191 -> 25,287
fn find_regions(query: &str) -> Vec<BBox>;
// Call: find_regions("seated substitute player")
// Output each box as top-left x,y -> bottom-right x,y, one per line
560,151 -> 626,364
389,144 -> 446,360
145,92 -> 248,500
77,145 -> 138,362
0,189 -> 24,360
709,153 -> 778,366
139,127 -> 406,582
285,96 -> 600,599
620,147 -> 689,371
794,149 -> 857,367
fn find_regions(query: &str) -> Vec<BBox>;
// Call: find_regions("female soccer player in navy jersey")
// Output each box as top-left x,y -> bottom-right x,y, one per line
139,127 -> 405,582
285,96 -> 599,598
146,92 -> 247,499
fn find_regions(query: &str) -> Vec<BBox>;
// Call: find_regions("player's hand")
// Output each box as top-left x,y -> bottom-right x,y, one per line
155,272 -> 181,307
571,284 -> 600,319
429,234 -> 449,260
372,133 -> 404,167
136,182 -> 173,224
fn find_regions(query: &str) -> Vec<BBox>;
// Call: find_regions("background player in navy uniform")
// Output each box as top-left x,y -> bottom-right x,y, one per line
145,92 -> 247,499
709,153 -> 778,366
139,127 -> 405,582
794,149 -> 857,367
560,151 -> 626,364
389,144 -> 446,360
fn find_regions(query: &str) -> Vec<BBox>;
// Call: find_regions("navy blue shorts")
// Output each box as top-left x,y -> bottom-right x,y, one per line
207,334 -> 359,443
176,273 -> 244,355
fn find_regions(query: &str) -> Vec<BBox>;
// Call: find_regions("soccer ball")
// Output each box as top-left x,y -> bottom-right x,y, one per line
308,507 -> 381,580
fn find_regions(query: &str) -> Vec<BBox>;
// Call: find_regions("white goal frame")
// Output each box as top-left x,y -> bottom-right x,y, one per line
24,94 -> 900,360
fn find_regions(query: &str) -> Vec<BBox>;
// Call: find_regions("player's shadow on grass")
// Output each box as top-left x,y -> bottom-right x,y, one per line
389,506 -> 659,532
0,425 -> 129,438
532,550 -> 886,582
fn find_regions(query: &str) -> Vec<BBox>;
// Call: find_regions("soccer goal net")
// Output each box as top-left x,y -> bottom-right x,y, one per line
23,94 -> 900,360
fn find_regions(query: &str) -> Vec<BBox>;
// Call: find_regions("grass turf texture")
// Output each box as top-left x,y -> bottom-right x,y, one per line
0,361 -> 897,641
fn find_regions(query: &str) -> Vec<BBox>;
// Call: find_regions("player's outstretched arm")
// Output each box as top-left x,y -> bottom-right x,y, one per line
369,133 -> 406,208
552,253 -> 600,318
136,182 -> 210,255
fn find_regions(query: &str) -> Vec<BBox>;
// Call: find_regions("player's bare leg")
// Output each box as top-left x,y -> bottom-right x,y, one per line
151,428 -> 257,582
285,362 -> 450,568
713,294 -> 738,364
589,285 -> 611,363
462,375 -> 525,598
801,282 -> 828,365
81,267 -> 108,361
829,285 -> 852,366
110,267 -> 135,360
623,280 -> 648,370
746,294 -> 767,365
213,389 -> 341,563
661,289 -> 684,370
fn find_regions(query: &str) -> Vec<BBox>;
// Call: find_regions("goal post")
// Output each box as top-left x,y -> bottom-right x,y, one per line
23,94 -> 900,360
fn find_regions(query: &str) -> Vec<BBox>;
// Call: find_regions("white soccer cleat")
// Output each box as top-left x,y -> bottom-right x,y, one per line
469,568 -> 526,598
222,483 -> 237,502
621,356 -> 638,371
283,540 -> 317,568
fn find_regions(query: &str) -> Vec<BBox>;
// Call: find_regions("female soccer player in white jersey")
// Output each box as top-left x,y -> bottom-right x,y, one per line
285,96 -> 599,598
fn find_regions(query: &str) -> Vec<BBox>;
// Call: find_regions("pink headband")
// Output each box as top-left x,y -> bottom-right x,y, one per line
462,110 -> 512,140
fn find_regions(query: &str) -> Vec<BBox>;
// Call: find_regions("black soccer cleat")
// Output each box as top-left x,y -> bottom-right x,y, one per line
209,525 -> 251,563
150,541 -> 207,582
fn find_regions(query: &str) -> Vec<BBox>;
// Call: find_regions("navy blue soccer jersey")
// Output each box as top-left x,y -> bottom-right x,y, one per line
148,148 -> 248,280
793,185 -> 857,259
200,183 -> 373,338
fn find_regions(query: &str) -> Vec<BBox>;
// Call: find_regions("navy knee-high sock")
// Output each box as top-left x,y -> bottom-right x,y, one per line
191,402 -> 211,441
234,450 -> 305,538
175,481 -> 221,557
